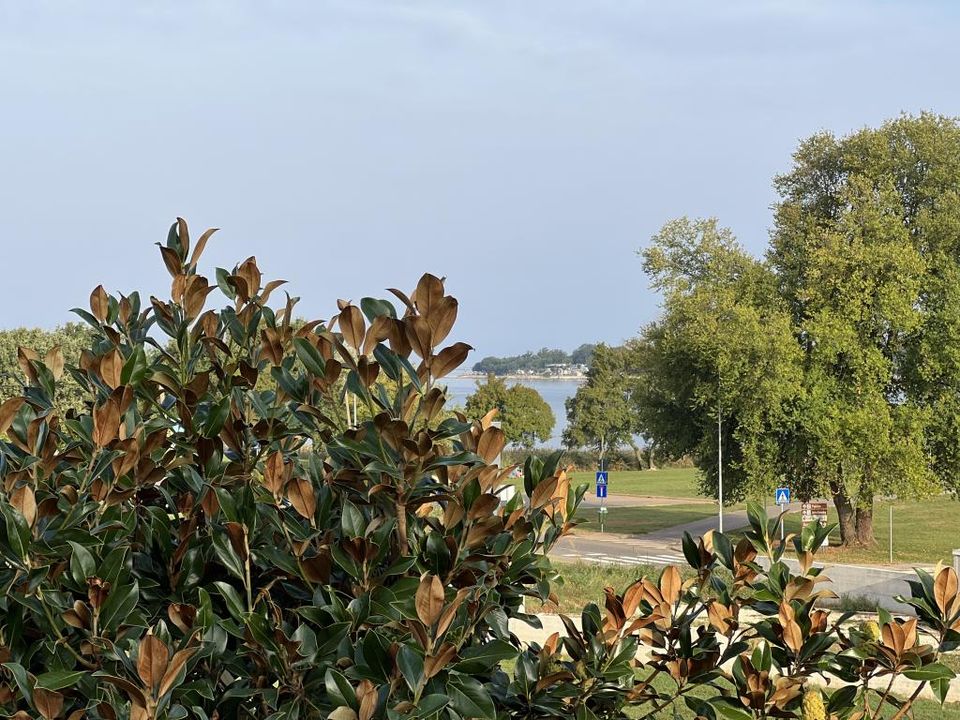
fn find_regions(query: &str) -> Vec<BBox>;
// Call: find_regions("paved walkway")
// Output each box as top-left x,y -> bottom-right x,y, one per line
555,515 -> 927,612
579,494 -> 714,509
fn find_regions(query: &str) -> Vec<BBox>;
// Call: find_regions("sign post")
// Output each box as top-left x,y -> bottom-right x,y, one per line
596,471 -> 608,533
801,500 -> 829,547
775,487 -> 790,541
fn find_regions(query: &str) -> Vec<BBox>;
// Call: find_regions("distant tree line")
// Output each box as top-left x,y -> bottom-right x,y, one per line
471,344 -> 595,374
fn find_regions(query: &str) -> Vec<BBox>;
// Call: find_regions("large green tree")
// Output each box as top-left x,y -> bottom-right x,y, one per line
563,343 -> 644,466
769,113 -> 960,544
465,374 -> 555,448
635,218 -> 801,503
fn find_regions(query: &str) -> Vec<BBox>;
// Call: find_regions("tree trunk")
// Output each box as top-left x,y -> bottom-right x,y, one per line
627,439 -> 644,470
646,446 -> 658,471
830,481 -> 856,546
855,504 -> 875,546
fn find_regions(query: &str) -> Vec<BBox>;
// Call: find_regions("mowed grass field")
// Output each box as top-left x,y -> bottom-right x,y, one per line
572,467 -> 702,498
509,467 -> 703,498
572,504 -> 722,536
772,497 -> 960,566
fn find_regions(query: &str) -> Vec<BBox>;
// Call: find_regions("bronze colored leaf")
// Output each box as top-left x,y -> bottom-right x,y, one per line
100,349 -> 124,389
33,688 -> 64,720
783,619 -> 803,654
357,357 -> 380,387
236,257 -> 262,297
263,451 -> 286,496
412,273 -> 444,314
404,316 -> 432,359
90,285 -> 110,322
623,580 -> 644,617
224,522 -> 248,561
158,647 -> 198,698
476,426 -> 506,464
44,346 -> 64,381
328,708 -> 358,720
167,603 -> 197,634
339,305 -> 366,352
260,328 -> 284,366
387,287 -> 416,314
138,634 -> 169,693
415,574 -> 444,627
363,315 -> 393,356
706,601 -> 732,633
93,395 -> 121,447
443,500 -> 464,529
426,295 -> 458,346
530,477 -> 559,510
159,245 -> 182,278
10,485 -> 36,528
467,493 -> 499,520
171,274 -> 188,304
902,617 -> 918,650
17,347 -> 39,384
436,588 -> 470,637
430,342 -> 472,380
287,478 -> 317,522
660,565 -> 681,606
479,408 -> 499,430
424,643 -> 457,679
259,279 -> 288,305
386,318 -> 412,357
935,567 -> 959,616
189,227 -> 218,268
0,397 -> 24,435
183,275 -> 213,320
357,680 -> 377,720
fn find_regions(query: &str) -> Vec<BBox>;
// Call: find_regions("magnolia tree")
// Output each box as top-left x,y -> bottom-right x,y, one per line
0,219 -> 955,719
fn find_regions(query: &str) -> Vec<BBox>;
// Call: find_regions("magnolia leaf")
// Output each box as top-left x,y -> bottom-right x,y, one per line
935,567 -> 959,616
10,485 -> 36,528
287,478 -> 317,522
430,342 -> 472,380
476,427 -> 505,465
90,285 -> 110,322
0,397 -> 24,435
137,634 -> 169,693
415,574 -> 444,627
33,688 -> 64,720
158,647 -> 198,698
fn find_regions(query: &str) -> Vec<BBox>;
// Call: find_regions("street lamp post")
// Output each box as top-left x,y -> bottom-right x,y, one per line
718,404 -> 723,533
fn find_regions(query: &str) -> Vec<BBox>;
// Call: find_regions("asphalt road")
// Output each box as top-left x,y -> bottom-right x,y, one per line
553,531 -> 920,612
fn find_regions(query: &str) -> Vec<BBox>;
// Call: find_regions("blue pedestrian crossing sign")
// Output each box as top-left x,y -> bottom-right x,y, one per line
775,487 -> 791,505
595,471 -> 608,485
596,484 -> 607,498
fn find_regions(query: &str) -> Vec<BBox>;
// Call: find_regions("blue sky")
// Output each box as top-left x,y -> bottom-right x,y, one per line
2,1 -> 958,357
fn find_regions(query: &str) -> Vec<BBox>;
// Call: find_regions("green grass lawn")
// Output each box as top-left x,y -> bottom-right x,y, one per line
766,496 -> 960,566
572,503 -> 725,536
540,561 -> 666,614
510,467 -> 704,499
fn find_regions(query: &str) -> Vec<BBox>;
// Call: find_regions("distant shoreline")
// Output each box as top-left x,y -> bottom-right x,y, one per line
454,373 -> 586,382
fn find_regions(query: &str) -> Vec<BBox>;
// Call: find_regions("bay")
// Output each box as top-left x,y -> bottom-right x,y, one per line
441,375 -> 584,448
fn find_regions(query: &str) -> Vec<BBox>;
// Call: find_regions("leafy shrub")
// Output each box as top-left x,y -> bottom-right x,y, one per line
0,219 -> 955,720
